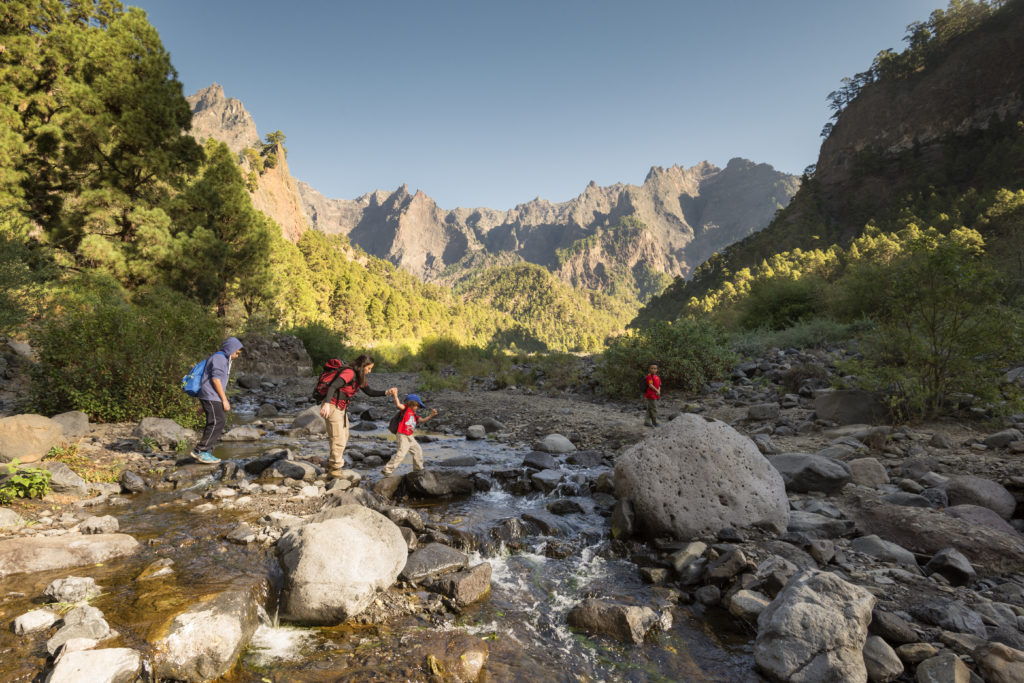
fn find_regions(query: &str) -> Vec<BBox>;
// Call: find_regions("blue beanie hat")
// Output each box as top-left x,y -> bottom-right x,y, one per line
405,394 -> 424,407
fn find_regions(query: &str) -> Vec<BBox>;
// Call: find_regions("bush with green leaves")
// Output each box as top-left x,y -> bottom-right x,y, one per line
596,319 -> 736,397
0,459 -> 52,504
30,279 -> 222,426
845,227 -> 1024,419
730,317 -> 863,357
287,322 -> 351,371
738,275 -> 826,330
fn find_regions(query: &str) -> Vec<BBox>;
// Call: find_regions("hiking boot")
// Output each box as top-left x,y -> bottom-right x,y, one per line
192,450 -> 219,464
327,469 -> 345,480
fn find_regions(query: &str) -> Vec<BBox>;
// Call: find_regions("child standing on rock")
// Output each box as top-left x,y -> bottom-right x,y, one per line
643,363 -> 661,427
381,393 -> 437,476
193,337 -> 244,463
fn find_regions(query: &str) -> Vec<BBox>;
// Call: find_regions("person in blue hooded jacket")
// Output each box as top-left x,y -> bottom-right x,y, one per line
192,337 -> 243,463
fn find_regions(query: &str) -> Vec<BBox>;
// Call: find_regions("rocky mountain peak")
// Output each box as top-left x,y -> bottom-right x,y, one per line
186,83 -> 260,155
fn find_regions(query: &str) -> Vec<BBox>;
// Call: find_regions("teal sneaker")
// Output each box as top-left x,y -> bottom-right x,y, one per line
191,450 -> 219,464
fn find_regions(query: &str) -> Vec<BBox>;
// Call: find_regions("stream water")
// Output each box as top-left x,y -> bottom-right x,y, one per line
0,411 -> 761,682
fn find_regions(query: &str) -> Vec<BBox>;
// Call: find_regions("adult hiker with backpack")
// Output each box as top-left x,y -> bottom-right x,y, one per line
382,393 -> 437,477
316,354 -> 397,478
189,337 -> 244,463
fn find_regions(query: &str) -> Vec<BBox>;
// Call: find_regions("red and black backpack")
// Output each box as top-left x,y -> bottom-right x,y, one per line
313,359 -> 356,401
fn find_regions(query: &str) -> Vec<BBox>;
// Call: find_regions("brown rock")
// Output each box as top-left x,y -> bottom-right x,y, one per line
974,642 -> 1024,683
0,414 -> 64,463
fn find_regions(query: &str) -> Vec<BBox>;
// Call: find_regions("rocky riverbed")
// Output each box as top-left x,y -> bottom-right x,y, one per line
2,344 -> 1024,682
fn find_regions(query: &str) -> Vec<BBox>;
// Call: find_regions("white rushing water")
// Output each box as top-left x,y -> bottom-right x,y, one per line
246,624 -> 317,665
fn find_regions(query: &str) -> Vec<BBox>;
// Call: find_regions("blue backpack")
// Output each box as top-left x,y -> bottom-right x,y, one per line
181,351 -> 225,397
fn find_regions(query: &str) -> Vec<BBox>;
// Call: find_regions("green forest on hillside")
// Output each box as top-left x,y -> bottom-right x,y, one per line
0,0 -> 652,424
631,0 -> 1024,419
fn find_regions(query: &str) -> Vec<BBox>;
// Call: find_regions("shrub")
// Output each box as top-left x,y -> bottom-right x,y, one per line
730,318 -> 862,356
287,322 -> 352,371
596,319 -> 736,397
738,276 -> 826,330
848,228 -> 1024,419
0,459 -> 52,504
29,280 -> 222,426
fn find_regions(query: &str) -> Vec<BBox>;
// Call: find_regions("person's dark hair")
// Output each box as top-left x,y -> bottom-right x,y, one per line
352,354 -> 375,387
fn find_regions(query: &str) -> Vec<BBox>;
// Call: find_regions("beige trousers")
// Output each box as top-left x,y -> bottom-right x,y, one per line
382,433 -> 423,475
324,404 -> 349,473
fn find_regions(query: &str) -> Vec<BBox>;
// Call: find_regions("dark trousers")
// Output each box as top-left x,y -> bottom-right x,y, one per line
198,399 -> 226,450
645,398 -> 659,426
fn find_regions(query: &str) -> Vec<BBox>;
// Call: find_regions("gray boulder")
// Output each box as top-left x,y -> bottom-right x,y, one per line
614,414 -> 789,540
567,598 -> 664,645
79,515 -> 119,535
404,470 -> 474,498
50,411 -> 90,439
863,635 -> 903,683
465,425 -> 486,440
848,457 -> 889,487
911,597 -> 986,638
0,507 -> 22,528
13,608 -> 59,635
133,417 -> 194,450
754,569 -> 875,682
984,428 -> 1024,449
45,648 -> 144,683
768,453 -> 852,493
535,434 -> 576,453
481,418 -> 506,433
47,613 -> 110,656
944,504 -> 1020,535
426,562 -> 492,606
812,389 -> 886,425
152,588 -> 259,682
924,547 -> 976,586
944,476 -> 1017,520
914,652 -> 970,682
0,414 -> 64,463
220,425 -> 261,442
748,403 -> 780,420
786,511 -> 856,539
43,576 -> 101,603
850,535 -> 919,568
31,460 -> 89,496
0,533 -> 140,580
401,543 -> 469,583
522,451 -> 558,470
243,448 -> 290,475
291,406 -> 326,435
119,470 -> 147,494
277,505 -> 406,624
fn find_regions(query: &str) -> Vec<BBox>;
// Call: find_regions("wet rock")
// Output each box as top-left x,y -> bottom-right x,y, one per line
787,511 -> 856,539
535,434 -> 575,453
728,589 -> 770,623
290,406 -> 326,435
924,548 -> 976,586
610,499 -> 634,540
404,470 -> 474,498
695,585 -> 721,606
566,598 -> 662,644
50,411 -> 90,440
869,608 -> 918,645
45,647 -> 145,683
152,587 -> 260,682
851,535 -> 919,569
220,425 -> 261,442
849,457 -> 889,487
839,493 -> 1024,574
401,543 -> 469,583
418,632 -> 488,683
974,642 -> 1024,683
13,608 -> 59,634
426,562 -> 491,606
531,469 -> 563,492
754,569 -> 875,683
133,417 -> 194,450
79,515 -> 119,535
914,652 -> 970,682
118,470 -> 147,494
256,403 -> 279,417
548,499 -> 585,515
47,614 -> 110,656
768,453 -> 852,494
268,458 -> 318,481
243,448 -> 290,475
0,414 -> 65,463
910,597 -> 986,638
864,635 -> 903,683
277,505 -> 406,623
615,414 -> 788,540
465,425 -> 486,440
226,522 -> 256,544
812,389 -> 886,425
44,576 -> 101,603
565,450 -> 605,467
944,476 -> 1017,520
136,558 -> 174,581
522,451 -> 558,470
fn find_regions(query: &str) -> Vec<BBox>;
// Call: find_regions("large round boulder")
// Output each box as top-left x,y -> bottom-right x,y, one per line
277,504 -> 406,624
0,414 -> 64,463
614,414 -> 789,540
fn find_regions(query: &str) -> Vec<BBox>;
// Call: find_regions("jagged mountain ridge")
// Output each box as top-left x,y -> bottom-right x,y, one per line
186,84 -> 260,155
298,159 -> 799,285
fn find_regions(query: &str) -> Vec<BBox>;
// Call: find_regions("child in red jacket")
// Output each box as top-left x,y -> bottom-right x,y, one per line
644,363 -> 662,427
382,393 -> 437,476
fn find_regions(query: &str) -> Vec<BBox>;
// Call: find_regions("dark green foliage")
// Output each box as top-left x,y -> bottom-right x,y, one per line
29,280 -> 222,426
844,228 -> 1024,419
287,322 -> 350,371
738,276 -> 826,330
596,320 -> 736,398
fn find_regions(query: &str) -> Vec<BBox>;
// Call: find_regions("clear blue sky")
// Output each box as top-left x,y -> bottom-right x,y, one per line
130,0 -> 945,210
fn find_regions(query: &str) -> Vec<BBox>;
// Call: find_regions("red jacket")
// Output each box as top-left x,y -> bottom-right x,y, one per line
644,374 -> 661,400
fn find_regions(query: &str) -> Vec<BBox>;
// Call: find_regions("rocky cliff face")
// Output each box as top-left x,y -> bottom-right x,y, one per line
187,85 -> 309,242
299,160 -> 798,284
186,84 -> 260,155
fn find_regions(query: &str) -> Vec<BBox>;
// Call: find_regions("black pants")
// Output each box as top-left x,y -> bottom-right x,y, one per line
198,399 -> 226,450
